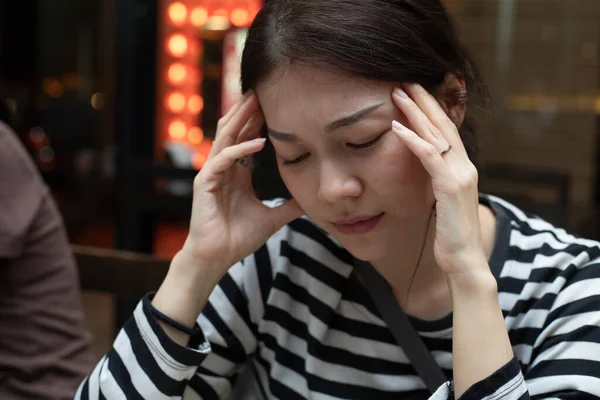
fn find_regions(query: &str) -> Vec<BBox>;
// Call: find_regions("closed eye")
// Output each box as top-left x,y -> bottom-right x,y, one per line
282,153 -> 310,166
347,131 -> 387,149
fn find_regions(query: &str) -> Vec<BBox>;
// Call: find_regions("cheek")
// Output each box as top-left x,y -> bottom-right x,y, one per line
278,167 -> 319,209
367,137 -> 427,186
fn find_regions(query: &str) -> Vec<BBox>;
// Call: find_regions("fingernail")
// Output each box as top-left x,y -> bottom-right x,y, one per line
392,120 -> 404,131
392,120 -> 410,137
393,88 -> 408,99
252,138 -> 266,143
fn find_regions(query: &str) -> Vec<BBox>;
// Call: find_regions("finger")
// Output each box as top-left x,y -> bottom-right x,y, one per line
403,83 -> 459,142
392,120 -> 448,181
210,94 -> 259,160
264,198 -> 304,233
237,109 -> 265,144
219,91 -> 253,127
208,138 -> 266,175
392,88 -> 450,154
402,83 -> 466,155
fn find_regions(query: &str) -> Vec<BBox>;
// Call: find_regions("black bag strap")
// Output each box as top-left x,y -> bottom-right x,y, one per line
353,258 -> 447,393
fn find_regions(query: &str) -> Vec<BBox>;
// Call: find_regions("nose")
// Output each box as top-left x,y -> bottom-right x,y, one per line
317,160 -> 362,204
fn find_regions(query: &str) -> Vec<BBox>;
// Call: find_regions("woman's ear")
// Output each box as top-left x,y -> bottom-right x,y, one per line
436,73 -> 467,129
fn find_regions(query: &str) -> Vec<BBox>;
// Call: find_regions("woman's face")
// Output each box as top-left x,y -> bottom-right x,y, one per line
257,66 -> 435,261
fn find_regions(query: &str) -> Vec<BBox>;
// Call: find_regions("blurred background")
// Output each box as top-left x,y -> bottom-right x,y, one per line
0,0 -> 598,360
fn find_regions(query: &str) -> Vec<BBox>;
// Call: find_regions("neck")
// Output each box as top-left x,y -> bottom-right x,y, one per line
369,204 -> 496,319
370,207 -> 441,306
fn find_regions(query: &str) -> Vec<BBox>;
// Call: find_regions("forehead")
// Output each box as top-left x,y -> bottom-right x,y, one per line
256,65 -> 393,130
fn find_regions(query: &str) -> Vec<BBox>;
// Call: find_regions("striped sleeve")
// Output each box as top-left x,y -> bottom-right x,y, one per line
74,294 -> 211,399
523,259 -> 600,398
190,251 -> 269,399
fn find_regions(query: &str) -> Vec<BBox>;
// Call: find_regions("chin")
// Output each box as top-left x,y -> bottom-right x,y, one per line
335,236 -> 386,263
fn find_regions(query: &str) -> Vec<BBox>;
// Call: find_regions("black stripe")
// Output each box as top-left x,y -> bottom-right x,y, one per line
123,316 -> 186,396
459,357 -> 523,400
531,389 -> 591,399
508,242 -> 599,264
218,272 -> 258,337
98,357 -> 108,400
259,329 -> 423,400
508,327 -> 543,348
142,295 -> 208,366
251,360 -> 269,399
287,218 -> 354,265
187,373 -> 220,399
78,376 -> 89,400
255,352 -> 307,400
280,241 -> 349,290
530,324 -> 600,368
253,244 -> 274,306
263,301 -> 454,378
106,348 -> 144,399
497,276 -> 528,295
562,261 -> 600,287
308,372 -> 424,400
262,305 -> 423,376
532,324 -> 600,361
504,292 -> 557,319
270,273 -> 337,328
203,301 -> 248,364
526,359 -> 600,379
546,295 -> 600,323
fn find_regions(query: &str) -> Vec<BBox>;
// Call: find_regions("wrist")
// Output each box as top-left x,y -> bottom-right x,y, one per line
445,257 -> 498,299
171,247 -> 227,286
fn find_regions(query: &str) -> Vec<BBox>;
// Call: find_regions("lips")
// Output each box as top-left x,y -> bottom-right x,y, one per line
331,212 -> 384,235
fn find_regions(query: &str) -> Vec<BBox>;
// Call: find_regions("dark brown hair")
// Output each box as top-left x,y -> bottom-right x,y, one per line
242,0 -> 487,198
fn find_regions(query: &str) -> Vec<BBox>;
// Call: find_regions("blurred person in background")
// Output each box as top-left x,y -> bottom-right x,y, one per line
0,119 -> 94,399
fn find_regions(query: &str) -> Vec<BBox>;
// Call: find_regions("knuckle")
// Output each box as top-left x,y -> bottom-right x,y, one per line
216,117 -> 227,131
424,144 -> 439,158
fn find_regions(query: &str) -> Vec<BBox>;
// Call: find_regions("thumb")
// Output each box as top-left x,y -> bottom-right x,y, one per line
266,198 -> 304,232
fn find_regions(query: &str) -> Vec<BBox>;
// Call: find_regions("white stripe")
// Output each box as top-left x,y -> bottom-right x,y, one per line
73,378 -> 84,399
499,259 -> 533,280
98,355 -> 127,399
134,301 -> 208,382
511,343 -> 534,365
113,329 -> 175,399
338,299 -> 385,326
535,311 -> 600,347
210,279 -> 256,353
510,229 -> 598,252
198,313 -> 227,347
418,327 -> 454,339
198,352 -> 237,376
284,262 -> 344,311
482,371 -> 526,400
552,277 -> 600,309
428,381 -> 451,400
85,355 -> 106,400
526,375 -> 600,397
286,228 -> 353,278
505,309 -> 548,330
530,341 -> 600,370
258,344 -> 308,397
244,256 -> 267,328
252,358 -> 274,399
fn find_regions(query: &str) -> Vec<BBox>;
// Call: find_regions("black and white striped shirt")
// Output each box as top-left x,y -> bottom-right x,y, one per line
75,194 -> 600,399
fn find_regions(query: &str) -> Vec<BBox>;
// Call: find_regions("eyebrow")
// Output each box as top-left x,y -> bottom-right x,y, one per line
267,102 -> 385,142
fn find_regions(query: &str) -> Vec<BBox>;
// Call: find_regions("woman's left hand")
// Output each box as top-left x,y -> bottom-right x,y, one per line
391,83 -> 489,280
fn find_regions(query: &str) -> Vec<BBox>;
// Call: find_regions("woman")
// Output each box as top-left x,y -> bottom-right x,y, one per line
77,0 -> 600,398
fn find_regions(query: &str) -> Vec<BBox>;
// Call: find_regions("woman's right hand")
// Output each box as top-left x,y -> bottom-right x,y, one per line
181,92 -> 304,276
